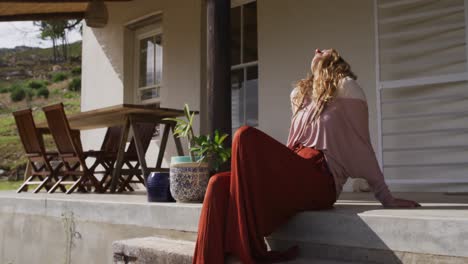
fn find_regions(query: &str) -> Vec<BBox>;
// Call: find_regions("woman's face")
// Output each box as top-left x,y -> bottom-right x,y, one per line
311,48 -> 332,74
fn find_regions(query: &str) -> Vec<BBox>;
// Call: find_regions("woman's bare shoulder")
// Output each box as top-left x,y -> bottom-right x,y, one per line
290,86 -> 300,98
336,77 -> 367,101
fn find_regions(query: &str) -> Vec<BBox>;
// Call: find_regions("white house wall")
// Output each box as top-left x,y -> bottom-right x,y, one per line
82,0 -> 376,191
257,0 -> 377,144
81,0 -> 202,167
257,0 -> 376,191
81,0 -> 466,193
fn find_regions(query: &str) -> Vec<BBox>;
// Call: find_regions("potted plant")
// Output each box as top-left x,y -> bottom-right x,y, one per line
163,104 -> 231,202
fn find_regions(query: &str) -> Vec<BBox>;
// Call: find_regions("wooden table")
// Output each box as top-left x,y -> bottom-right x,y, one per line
37,104 -> 196,193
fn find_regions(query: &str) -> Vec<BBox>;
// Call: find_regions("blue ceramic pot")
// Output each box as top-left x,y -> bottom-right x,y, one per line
147,172 -> 174,202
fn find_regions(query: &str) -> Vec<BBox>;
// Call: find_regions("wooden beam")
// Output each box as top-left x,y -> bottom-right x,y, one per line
1,0 -> 130,2
206,0 -> 231,145
0,12 -> 85,21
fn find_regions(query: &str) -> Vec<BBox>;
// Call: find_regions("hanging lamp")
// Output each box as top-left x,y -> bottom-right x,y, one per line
85,0 -> 108,28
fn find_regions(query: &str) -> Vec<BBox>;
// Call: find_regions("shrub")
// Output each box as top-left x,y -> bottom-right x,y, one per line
37,87 -> 49,99
52,72 -> 68,83
69,77 -> 81,92
25,88 -> 35,101
10,86 -> 26,102
27,80 -> 46,90
63,91 -> 76,99
71,66 -> 81,76
0,86 -> 9,94
51,88 -> 61,96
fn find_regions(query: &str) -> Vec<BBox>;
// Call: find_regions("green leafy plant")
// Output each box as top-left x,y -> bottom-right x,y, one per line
27,80 -> 46,90
164,104 -> 231,173
52,72 -> 68,83
71,66 -> 81,76
69,77 -> 81,91
10,85 -> 26,102
164,104 -> 197,160
37,87 -> 50,99
191,130 -> 231,172
0,86 -> 10,94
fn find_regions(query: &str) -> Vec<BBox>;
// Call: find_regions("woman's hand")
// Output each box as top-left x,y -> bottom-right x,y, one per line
384,198 -> 421,208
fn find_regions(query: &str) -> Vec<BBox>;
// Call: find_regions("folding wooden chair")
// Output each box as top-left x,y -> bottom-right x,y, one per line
116,122 -> 156,192
88,126 -> 133,192
42,103 -> 103,194
95,122 -> 156,192
13,109 -> 65,193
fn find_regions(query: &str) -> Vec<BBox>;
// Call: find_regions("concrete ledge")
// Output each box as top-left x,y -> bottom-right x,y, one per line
0,191 -> 202,232
1,191 -> 467,263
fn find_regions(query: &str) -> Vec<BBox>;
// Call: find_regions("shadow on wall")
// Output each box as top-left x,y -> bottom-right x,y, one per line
266,211 -> 404,263
89,26 -> 124,82
266,197 -> 468,263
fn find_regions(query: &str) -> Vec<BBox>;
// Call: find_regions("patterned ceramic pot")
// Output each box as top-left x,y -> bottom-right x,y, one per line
169,156 -> 210,203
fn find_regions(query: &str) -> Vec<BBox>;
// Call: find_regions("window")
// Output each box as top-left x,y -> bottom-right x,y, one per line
127,14 -> 163,137
231,1 -> 258,133
135,27 -> 163,104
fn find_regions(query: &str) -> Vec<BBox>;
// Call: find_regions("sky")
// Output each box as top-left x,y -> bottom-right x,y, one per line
0,21 -> 82,49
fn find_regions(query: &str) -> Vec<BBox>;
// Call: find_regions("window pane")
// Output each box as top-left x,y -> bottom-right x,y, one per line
243,2 -> 258,63
231,6 -> 241,66
246,66 -> 258,127
140,87 -> 160,101
231,69 -> 244,132
155,35 -> 163,85
139,37 -> 155,87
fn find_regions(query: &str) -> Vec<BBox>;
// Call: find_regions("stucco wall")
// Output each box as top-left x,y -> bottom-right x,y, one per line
257,0 -> 377,146
257,0 -> 376,191
81,0 -> 202,166
81,0 -> 377,192
81,0 -> 468,192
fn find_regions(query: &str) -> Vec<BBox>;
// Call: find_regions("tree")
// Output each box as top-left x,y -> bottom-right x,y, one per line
34,20 -> 82,62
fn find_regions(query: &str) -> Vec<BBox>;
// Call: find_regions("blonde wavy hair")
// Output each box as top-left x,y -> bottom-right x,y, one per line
292,49 -> 357,121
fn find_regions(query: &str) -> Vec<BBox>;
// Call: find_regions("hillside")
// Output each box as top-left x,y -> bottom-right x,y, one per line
0,42 -> 81,83
0,42 -> 82,181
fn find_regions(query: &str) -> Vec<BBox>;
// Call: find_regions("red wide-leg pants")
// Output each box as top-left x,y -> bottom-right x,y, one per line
193,126 -> 336,264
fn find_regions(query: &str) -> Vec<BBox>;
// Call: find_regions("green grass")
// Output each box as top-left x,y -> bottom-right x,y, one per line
0,181 -> 22,191
0,81 -> 80,171
0,136 -> 26,170
0,40 -> 82,173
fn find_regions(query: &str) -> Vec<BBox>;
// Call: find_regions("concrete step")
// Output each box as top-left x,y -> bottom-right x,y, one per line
112,236 -> 360,264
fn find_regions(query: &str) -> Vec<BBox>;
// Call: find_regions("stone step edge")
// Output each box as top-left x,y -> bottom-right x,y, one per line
113,237 -> 194,264
269,239 -> 468,264
112,237 -> 365,264
113,236 -> 468,264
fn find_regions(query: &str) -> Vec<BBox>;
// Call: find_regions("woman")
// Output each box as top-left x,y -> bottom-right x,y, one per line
193,48 -> 420,264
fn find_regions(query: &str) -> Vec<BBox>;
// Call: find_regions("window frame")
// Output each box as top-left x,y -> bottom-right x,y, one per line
231,0 -> 256,8
134,26 -> 163,105
231,1 -> 258,131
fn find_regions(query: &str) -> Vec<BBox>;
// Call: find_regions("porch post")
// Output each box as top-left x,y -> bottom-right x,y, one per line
206,0 -> 231,144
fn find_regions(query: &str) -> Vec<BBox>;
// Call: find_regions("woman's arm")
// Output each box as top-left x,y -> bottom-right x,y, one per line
339,79 -> 420,208
290,87 -> 299,114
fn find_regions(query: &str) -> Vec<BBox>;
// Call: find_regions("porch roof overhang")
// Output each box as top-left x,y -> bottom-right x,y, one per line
0,0 -> 131,22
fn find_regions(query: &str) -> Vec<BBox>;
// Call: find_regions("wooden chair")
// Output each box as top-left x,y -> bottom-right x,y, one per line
42,103 -> 103,194
116,122 -> 156,192
13,109 -> 65,193
96,123 -> 155,192
88,126 -> 134,191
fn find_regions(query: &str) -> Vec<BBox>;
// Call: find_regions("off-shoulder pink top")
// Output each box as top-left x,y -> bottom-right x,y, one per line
287,77 -> 393,205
